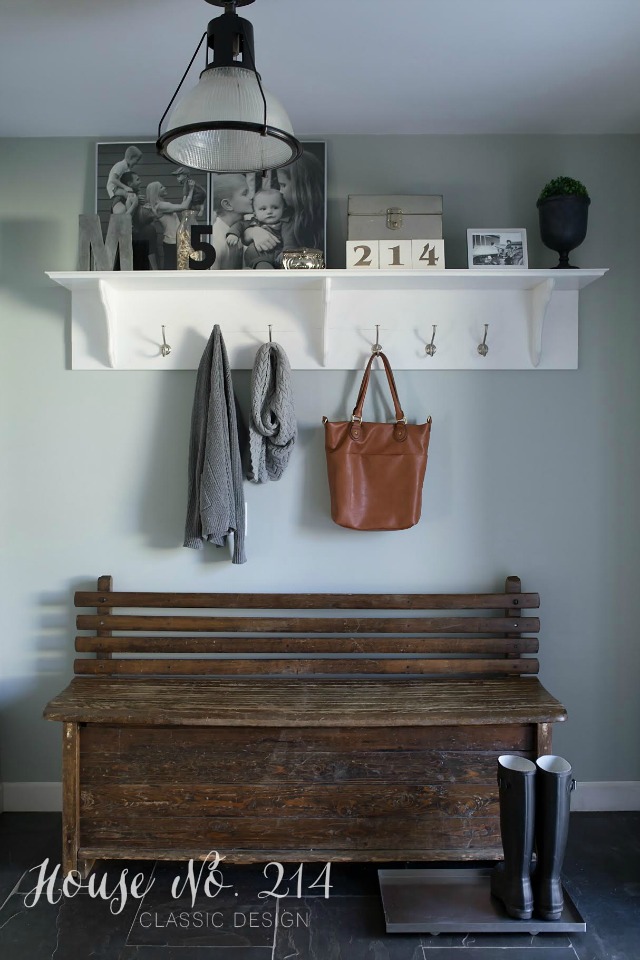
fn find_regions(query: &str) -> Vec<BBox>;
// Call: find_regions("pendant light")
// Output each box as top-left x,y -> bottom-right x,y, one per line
157,0 -> 302,173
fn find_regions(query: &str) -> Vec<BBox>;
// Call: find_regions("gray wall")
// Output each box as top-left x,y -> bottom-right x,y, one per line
1,135 -> 639,787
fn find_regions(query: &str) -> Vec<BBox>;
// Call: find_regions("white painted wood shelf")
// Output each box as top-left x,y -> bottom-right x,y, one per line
47,268 -> 607,371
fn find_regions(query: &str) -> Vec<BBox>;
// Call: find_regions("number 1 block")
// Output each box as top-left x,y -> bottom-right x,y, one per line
412,239 -> 446,269
380,240 -> 412,269
346,240 -> 380,269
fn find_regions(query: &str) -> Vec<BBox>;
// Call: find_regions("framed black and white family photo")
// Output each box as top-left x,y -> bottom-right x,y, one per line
208,141 -> 326,270
95,140 -> 326,271
467,228 -> 528,268
95,142 -> 209,271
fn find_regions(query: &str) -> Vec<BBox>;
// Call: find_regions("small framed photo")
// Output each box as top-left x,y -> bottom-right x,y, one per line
467,229 -> 528,268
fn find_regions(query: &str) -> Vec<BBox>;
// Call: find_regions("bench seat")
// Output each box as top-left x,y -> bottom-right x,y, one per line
44,676 -> 566,727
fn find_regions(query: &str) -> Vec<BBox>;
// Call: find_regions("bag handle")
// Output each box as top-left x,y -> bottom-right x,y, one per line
352,351 -> 405,422
351,351 -> 407,441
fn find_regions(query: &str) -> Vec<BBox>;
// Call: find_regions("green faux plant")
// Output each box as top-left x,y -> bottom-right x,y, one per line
537,176 -> 590,204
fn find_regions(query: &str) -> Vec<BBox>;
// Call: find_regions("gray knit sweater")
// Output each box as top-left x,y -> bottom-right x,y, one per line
183,325 -> 246,564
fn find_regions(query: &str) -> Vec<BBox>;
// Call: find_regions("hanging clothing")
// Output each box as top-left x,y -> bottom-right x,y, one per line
248,341 -> 297,483
184,325 -> 247,564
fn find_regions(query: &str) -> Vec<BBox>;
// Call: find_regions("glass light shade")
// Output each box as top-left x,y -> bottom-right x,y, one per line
159,65 -> 300,172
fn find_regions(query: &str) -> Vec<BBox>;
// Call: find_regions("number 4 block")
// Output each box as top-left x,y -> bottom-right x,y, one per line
412,239 -> 445,269
346,239 -> 445,269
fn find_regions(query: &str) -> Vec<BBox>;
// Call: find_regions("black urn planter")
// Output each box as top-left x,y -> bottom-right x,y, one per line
537,194 -> 590,268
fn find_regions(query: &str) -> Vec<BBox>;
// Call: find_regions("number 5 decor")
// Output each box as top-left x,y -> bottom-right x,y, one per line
346,239 -> 445,270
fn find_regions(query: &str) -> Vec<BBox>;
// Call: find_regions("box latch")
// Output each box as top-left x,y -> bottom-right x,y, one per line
386,207 -> 403,230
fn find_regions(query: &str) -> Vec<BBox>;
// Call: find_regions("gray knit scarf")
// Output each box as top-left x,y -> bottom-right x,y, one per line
248,341 -> 297,483
184,325 -> 246,564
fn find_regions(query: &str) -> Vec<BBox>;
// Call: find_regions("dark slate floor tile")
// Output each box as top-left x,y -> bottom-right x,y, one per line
0,811 -> 638,959
421,931 -> 573,948
120,949 -> 272,959
564,813 -> 640,960
421,951 -> 576,959
0,889 -> 140,960
273,895 -> 424,960
327,862 -> 408,897
0,812 -> 62,904
0,891 -> 59,960
0,869 -> 24,911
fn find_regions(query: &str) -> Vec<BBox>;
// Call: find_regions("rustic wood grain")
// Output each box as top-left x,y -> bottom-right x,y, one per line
76,590 -> 540,610
80,723 -> 536,753
504,575 -> 521,659
536,721 -> 552,756
62,722 -> 79,877
80,748 -> 516,785
75,636 -> 539,655
80,816 -> 501,850
73,657 -> 539,677
77,845 -> 502,864
44,676 -> 567,726
76,614 -> 540,633
96,575 -> 113,662
79,782 -> 500,819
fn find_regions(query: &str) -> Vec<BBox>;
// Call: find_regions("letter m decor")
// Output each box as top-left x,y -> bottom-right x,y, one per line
78,214 -> 133,271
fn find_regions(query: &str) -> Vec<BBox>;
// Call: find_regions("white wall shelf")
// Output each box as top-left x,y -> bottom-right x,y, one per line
47,268 -> 607,371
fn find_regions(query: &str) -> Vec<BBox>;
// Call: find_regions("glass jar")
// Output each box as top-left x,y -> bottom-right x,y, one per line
176,210 -> 203,270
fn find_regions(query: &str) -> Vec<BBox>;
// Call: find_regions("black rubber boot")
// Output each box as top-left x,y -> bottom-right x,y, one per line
533,755 -> 575,920
490,755 -> 536,920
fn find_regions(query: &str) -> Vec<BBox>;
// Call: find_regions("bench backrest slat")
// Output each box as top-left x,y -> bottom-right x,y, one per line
74,657 -> 539,677
76,636 -> 539,655
75,591 -> 539,611
74,575 -> 540,680
78,614 -> 539,634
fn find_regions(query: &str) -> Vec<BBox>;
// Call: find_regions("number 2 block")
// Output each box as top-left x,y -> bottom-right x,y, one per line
379,240 -> 412,269
412,239 -> 446,269
346,241 -> 380,269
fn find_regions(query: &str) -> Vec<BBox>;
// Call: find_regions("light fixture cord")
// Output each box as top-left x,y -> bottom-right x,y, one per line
158,31 -> 207,139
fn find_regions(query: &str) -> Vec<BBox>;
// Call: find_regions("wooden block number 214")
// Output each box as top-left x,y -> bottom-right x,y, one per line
346,239 -> 445,269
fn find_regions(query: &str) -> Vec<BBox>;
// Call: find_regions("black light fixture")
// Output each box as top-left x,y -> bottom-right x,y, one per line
157,0 -> 302,173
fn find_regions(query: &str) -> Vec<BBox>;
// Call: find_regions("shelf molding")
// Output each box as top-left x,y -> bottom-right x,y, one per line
529,277 -> 556,368
97,279 -> 118,369
47,268 -> 608,372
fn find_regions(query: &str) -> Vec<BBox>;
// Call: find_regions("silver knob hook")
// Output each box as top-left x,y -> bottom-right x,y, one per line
268,324 -> 273,343
477,323 -> 489,358
371,324 -> 383,355
161,325 -> 171,357
425,324 -> 437,357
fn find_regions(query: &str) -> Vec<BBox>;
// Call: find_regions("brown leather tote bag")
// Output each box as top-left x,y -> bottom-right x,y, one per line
323,352 -> 432,530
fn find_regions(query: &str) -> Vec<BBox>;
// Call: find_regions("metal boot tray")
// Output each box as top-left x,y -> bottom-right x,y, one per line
378,868 -> 586,935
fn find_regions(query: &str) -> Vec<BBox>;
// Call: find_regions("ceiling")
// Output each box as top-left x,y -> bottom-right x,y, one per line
2,0 -> 640,138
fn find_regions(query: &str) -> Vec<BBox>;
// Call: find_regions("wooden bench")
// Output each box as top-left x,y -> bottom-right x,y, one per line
44,574 -> 566,878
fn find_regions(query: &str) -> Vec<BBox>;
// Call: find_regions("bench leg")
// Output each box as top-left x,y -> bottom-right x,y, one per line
62,722 -> 80,878
536,722 -> 552,757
